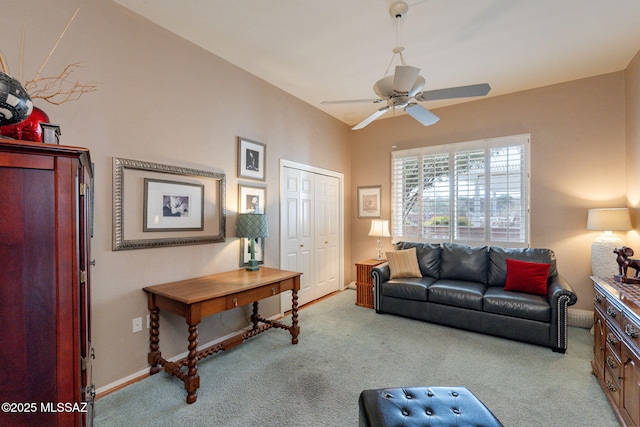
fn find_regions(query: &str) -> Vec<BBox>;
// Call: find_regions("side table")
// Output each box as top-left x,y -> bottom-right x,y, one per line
355,259 -> 385,308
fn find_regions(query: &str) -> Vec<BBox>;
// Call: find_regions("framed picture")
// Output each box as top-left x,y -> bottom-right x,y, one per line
357,185 -> 382,218
143,178 -> 204,232
112,157 -> 226,250
237,137 -> 266,181
238,183 -> 266,267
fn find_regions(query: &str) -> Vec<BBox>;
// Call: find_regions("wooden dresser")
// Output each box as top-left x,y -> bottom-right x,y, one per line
591,276 -> 640,426
0,138 -> 94,426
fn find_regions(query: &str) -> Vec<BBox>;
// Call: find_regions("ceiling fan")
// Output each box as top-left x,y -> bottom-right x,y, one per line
322,1 -> 491,130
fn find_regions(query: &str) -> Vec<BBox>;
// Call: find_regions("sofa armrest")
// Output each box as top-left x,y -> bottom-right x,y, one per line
547,274 -> 577,306
371,262 -> 390,311
548,274 -> 578,352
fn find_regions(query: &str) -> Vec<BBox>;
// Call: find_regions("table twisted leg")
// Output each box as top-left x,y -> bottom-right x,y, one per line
185,323 -> 200,404
148,306 -> 161,374
291,289 -> 300,344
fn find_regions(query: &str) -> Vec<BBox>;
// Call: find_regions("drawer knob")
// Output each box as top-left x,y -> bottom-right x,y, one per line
272,287 -> 276,295
625,324 -> 638,338
607,306 -> 617,317
606,356 -> 617,369
594,294 -> 602,303
233,298 -> 238,307
606,379 -> 617,393
607,333 -> 618,346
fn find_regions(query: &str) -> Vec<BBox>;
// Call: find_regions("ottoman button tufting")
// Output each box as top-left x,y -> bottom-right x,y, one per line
359,386 -> 503,427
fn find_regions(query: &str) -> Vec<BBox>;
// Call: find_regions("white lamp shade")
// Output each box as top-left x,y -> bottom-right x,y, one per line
368,219 -> 391,237
587,208 -> 631,231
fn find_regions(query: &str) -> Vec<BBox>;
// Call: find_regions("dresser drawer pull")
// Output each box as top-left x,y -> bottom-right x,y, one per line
607,306 -> 617,318
233,298 -> 238,307
625,324 -> 638,338
607,333 -> 618,346
272,287 -> 276,296
606,356 -> 617,369
594,294 -> 602,303
606,379 -> 618,392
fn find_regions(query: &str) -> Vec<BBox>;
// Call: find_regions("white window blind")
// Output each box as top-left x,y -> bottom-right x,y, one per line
391,134 -> 530,247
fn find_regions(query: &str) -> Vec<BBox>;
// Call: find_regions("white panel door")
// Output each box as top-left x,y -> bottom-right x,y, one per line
280,167 -> 315,307
314,174 -> 340,300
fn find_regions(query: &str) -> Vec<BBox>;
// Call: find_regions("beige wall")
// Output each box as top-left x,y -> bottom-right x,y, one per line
626,50 -> 640,247
4,0 -> 639,393
350,72 -> 628,313
2,0 -> 352,390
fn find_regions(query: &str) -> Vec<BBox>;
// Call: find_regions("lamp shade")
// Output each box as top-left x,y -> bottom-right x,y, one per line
368,219 -> 391,237
236,213 -> 269,238
587,208 -> 632,231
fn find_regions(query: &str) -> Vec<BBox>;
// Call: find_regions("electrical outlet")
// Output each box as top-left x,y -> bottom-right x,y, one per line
146,314 -> 150,329
132,317 -> 142,333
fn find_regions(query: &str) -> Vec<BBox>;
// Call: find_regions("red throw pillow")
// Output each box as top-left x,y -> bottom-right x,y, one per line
504,259 -> 551,296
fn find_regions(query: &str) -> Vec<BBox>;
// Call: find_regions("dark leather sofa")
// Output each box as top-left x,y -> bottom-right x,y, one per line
371,242 -> 578,352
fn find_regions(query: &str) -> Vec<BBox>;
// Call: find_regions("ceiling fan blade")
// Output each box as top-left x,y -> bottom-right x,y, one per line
321,99 -> 384,105
415,83 -> 491,102
393,65 -> 421,94
405,103 -> 440,126
352,106 -> 390,130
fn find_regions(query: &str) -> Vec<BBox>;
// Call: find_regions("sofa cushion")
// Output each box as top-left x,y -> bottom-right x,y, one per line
483,287 -> 551,322
427,279 -> 486,310
504,259 -> 550,296
386,248 -> 423,279
488,246 -> 558,287
381,277 -> 436,301
395,242 -> 441,278
440,243 -> 488,283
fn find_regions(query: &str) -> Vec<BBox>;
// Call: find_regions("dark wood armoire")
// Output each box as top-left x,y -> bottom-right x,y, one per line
0,138 -> 94,426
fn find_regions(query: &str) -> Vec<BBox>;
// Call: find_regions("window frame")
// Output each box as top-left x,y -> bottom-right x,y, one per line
390,134 -> 530,247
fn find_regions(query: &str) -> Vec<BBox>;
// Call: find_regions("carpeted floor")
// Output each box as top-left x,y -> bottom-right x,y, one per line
94,289 -> 618,426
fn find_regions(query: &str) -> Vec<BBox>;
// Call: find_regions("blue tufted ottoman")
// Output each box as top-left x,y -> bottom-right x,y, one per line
359,386 -> 503,427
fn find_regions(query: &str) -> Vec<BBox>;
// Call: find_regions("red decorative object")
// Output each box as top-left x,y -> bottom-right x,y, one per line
0,106 -> 49,142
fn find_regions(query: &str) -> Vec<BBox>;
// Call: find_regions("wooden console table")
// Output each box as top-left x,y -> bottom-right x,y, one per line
143,267 -> 301,404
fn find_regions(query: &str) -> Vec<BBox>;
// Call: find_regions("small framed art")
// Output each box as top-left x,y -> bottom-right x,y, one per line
237,137 -> 266,181
238,183 -> 266,267
357,185 -> 381,218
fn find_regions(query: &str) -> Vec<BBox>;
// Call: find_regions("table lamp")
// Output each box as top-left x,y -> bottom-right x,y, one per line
369,219 -> 391,260
237,213 -> 269,271
587,208 -> 631,277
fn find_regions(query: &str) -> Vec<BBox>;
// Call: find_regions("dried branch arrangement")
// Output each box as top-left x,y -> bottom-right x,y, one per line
3,8 -> 98,106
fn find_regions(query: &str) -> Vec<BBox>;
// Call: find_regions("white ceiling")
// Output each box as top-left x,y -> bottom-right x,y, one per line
113,0 -> 640,128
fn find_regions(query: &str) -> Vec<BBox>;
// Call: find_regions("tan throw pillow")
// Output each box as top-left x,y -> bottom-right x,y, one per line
386,247 -> 422,279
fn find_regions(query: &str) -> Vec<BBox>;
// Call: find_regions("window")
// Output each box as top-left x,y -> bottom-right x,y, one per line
391,134 -> 530,247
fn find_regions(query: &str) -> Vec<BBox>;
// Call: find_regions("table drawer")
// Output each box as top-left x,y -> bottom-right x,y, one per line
226,283 -> 280,309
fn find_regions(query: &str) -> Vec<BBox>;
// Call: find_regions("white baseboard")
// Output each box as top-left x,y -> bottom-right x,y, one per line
347,281 -> 356,290
95,321 -> 273,397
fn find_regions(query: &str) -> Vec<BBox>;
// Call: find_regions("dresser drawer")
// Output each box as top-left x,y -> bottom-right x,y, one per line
226,284 -> 280,309
605,343 -> 622,380
604,366 -> 621,406
606,325 -> 622,359
622,311 -> 640,348
605,302 -> 622,328
594,289 -> 606,308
